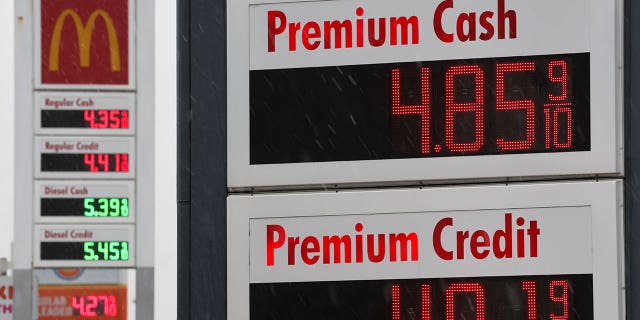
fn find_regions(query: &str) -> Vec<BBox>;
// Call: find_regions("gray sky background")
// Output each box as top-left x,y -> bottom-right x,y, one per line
0,0 -> 178,317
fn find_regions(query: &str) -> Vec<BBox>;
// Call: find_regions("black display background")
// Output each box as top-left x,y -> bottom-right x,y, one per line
41,110 -> 91,128
250,53 -> 590,164
40,242 -> 86,260
250,274 -> 593,320
41,198 -> 86,216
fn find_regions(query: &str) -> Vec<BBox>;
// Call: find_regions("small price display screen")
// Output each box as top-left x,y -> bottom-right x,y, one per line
250,53 -> 589,164
41,154 -> 130,172
41,198 -> 130,217
35,93 -> 135,134
35,225 -> 135,267
251,275 -> 592,319
39,284 -> 127,320
40,241 -> 129,261
36,138 -> 135,178
36,181 -> 134,223
41,109 -> 130,129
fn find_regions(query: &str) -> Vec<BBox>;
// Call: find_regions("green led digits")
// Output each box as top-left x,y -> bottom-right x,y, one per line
84,198 -> 129,217
83,241 -> 129,261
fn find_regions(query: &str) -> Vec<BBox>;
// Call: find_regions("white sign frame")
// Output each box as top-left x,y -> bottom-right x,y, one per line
34,136 -> 135,179
33,0 -> 136,90
34,92 -> 136,135
228,180 -> 624,319
34,224 -> 135,268
34,180 -> 135,224
228,0 -> 624,189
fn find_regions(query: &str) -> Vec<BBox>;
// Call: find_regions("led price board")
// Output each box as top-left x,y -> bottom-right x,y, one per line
34,225 -> 135,268
228,0 -> 622,188
228,181 -> 623,319
35,137 -> 135,179
35,92 -> 135,135
39,284 -> 127,320
35,181 -> 135,223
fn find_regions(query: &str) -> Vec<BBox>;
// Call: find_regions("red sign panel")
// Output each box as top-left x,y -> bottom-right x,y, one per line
40,0 -> 129,85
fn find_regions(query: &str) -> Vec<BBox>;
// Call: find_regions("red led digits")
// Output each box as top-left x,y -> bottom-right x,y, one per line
392,284 -> 401,320
553,108 -> 572,149
445,282 -> 485,320
495,62 -> 535,151
521,281 -> 537,320
83,109 -> 130,129
550,280 -> 569,320
83,154 -> 129,172
543,60 -> 573,150
445,65 -> 484,153
548,60 -> 568,101
391,68 -> 431,154
72,295 -> 118,317
421,284 -> 430,320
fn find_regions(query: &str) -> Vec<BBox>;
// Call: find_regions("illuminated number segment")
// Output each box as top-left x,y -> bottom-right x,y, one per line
83,154 -> 129,172
445,65 -> 485,153
522,281 -> 537,320
550,280 -> 569,319
495,62 -> 535,151
83,241 -> 129,261
83,198 -> 129,217
391,67 -> 430,154
392,284 -> 400,320
386,279 -> 578,319
72,295 -> 118,316
445,282 -> 485,320
83,109 -> 130,129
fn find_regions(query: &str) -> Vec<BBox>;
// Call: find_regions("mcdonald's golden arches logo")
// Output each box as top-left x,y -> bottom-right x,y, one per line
41,0 -> 129,85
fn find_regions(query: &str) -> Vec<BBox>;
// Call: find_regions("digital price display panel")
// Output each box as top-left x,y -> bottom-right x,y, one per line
251,53 -> 590,164
35,181 -> 135,223
228,181 -> 623,319
34,225 -> 135,268
35,92 -> 135,135
39,284 -> 127,320
35,137 -> 135,179
228,0 -> 621,188
252,275 -> 592,319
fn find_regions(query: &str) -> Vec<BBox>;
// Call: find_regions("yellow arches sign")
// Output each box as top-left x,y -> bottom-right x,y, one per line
48,9 -> 121,72
40,0 -> 129,85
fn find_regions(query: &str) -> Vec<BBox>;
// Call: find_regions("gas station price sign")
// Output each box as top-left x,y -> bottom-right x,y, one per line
228,181 -> 623,319
35,181 -> 135,223
35,137 -> 135,179
228,0 -> 622,188
34,225 -> 135,268
35,92 -> 135,135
